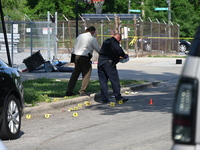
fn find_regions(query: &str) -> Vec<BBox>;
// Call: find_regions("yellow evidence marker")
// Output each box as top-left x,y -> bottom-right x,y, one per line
72,112 -> 78,117
78,103 -> 83,107
26,115 -> 32,119
73,107 -> 79,110
68,108 -> 74,111
44,114 -> 51,118
53,98 -> 59,101
84,101 -> 91,106
118,100 -> 123,104
45,99 -> 51,103
110,102 -> 116,106
125,91 -> 129,94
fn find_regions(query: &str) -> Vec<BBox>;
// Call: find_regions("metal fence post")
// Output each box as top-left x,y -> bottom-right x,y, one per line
134,15 -> 138,57
54,12 -> 58,60
47,11 -> 51,61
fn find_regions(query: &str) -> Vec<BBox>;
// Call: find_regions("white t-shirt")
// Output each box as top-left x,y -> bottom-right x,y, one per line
73,32 -> 100,56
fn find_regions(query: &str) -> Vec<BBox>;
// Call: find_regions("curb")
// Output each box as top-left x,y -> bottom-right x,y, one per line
24,82 -> 159,114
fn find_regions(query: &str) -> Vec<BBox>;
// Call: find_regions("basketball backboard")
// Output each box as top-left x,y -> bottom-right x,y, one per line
83,0 -> 105,13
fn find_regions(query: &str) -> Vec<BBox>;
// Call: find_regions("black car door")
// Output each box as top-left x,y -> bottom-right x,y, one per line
0,62 -> 7,101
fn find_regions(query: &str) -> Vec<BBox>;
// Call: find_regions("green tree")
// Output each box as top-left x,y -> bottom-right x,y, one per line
25,0 -> 96,20
171,0 -> 198,37
140,0 -> 198,38
1,0 -> 199,38
103,0 -> 129,13
143,0 -> 169,22
2,0 -> 29,20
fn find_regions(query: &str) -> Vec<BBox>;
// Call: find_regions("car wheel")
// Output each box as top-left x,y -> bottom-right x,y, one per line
0,95 -> 21,139
179,44 -> 187,52
144,44 -> 151,51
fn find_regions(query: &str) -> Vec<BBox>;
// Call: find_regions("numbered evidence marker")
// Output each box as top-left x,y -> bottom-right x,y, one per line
78,103 -> 83,107
53,98 -> 59,101
125,91 -> 129,94
44,114 -> 51,118
26,114 -> 32,119
72,112 -> 78,117
84,101 -> 91,106
110,102 -> 116,106
73,107 -> 79,110
118,100 -> 123,104
68,108 -> 74,111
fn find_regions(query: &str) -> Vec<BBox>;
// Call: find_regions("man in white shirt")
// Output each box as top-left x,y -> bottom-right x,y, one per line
66,26 -> 100,96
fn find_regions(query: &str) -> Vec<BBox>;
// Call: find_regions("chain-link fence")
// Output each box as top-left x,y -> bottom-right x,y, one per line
0,18 -> 179,66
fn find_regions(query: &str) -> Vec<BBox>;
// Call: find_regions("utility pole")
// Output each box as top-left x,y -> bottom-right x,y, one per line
167,0 -> 171,36
167,0 -> 171,51
141,0 -> 145,19
167,0 -> 171,25
128,0 -> 131,14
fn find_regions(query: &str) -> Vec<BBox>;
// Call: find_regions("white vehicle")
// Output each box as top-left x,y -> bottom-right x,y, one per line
0,140 -> 7,150
172,26 -> 200,149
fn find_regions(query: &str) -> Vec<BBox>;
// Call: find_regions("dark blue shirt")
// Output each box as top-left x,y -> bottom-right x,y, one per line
98,37 -> 126,67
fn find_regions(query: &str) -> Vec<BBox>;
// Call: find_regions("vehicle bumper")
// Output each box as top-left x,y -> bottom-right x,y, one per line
172,144 -> 196,150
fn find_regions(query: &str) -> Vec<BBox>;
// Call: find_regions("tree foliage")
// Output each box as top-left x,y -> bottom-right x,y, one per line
1,0 -> 200,37
2,0 -> 29,20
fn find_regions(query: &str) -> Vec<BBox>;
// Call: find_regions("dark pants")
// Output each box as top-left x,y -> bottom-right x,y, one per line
98,62 -> 122,101
67,55 -> 92,94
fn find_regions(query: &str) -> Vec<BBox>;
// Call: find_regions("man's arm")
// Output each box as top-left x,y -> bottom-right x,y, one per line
92,38 -> 101,53
113,42 -> 126,57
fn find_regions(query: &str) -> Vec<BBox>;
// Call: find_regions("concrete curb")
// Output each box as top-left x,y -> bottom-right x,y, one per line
24,82 -> 159,114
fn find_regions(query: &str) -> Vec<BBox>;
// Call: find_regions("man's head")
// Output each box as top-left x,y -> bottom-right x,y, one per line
85,26 -> 96,35
113,33 -> 122,42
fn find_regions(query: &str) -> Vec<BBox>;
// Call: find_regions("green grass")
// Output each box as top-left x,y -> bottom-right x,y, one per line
147,55 -> 187,58
23,78 -> 146,106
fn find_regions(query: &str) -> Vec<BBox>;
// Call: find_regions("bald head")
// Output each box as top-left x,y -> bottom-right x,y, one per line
113,33 -> 122,42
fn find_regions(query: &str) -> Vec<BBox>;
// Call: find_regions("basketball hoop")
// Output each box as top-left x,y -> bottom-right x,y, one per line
91,0 -> 105,14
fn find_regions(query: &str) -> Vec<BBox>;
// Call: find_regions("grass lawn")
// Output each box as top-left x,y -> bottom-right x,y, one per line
23,78 -> 146,106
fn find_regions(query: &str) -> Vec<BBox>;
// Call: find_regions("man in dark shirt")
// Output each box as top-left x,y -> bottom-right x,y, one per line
98,33 -> 129,104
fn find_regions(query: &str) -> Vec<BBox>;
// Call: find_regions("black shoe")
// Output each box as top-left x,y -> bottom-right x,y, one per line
102,100 -> 110,104
66,91 -> 74,96
116,97 -> 129,104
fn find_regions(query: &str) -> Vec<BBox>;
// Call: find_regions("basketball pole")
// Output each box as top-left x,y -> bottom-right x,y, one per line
0,0 -> 12,66
76,0 -> 79,37
76,0 -> 88,37
75,0 -> 104,37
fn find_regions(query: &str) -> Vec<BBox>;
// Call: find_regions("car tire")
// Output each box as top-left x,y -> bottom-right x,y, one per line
144,44 -> 151,51
0,95 -> 21,139
179,44 -> 187,52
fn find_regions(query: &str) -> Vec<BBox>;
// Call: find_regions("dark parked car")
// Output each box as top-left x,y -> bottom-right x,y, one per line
0,59 -> 24,139
138,34 -> 188,52
137,38 -> 151,51
179,40 -> 191,52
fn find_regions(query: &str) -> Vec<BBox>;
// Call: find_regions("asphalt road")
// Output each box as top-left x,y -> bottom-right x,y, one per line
3,57 -> 184,150
3,78 -> 176,150
21,57 -> 185,82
